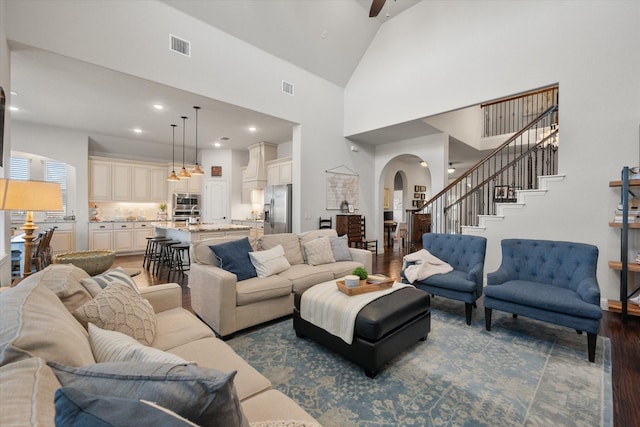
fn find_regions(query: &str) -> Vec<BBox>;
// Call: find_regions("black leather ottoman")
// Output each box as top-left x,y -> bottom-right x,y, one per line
293,287 -> 430,378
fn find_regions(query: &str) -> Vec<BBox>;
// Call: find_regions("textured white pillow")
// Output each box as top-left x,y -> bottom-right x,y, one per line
88,323 -> 189,364
249,245 -> 291,278
74,282 -> 157,345
303,237 -> 335,266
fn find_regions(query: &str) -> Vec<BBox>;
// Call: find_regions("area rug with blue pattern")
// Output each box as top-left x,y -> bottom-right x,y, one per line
227,298 -> 612,427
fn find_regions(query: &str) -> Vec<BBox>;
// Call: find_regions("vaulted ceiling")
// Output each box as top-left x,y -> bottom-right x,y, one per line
9,0 -> 422,162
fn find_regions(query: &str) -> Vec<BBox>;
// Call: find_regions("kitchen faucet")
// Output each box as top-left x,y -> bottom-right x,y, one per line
190,205 -> 199,224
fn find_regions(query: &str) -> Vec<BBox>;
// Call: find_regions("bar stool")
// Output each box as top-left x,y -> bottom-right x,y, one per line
168,243 -> 190,282
143,236 -> 171,270
153,240 -> 180,277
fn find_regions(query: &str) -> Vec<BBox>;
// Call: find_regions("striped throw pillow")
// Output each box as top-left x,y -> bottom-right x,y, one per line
80,267 -> 140,297
88,323 -> 189,364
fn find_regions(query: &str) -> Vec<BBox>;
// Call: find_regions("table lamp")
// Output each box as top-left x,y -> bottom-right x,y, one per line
0,179 -> 63,277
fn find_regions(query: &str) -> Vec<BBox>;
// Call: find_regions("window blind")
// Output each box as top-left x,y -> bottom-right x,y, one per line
44,160 -> 67,218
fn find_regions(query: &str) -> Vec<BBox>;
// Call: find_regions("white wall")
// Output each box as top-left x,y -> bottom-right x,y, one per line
0,0 -> 11,285
11,122 -> 89,251
346,0 -> 640,301
374,133 -> 448,252
5,0 -> 366,234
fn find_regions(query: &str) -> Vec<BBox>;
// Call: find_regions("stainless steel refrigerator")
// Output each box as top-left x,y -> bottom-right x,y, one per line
263,184 -> 292,234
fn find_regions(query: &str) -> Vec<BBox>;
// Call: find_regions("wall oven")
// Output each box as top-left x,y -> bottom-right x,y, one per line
173,193 -> 200,219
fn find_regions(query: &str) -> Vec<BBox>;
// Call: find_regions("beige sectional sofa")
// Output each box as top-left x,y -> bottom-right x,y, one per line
189,229 -> 373,337
0,264 -> 318,426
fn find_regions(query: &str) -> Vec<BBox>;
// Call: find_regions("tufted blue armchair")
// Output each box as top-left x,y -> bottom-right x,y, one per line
484,239 -> 602,362
402,233 -> 487,325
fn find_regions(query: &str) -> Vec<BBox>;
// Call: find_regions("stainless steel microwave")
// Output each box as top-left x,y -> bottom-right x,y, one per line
174,193 -> 200,207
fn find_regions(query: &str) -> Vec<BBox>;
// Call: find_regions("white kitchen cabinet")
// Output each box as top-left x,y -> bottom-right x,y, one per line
113,222 -> 134,252
150,167 -> 168,202
90,159 -> 169,203
89,161 -> 112,201
112,164 -> 132,201
90,221 -> 153,253
168,165 -> 203,194
133,222 -> 154,251
132,166 -> 151,201
266,158 -> 292,186
89,222 -> 114,250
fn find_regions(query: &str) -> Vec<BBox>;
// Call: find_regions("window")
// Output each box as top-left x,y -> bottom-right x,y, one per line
9,157 -> 30,218
44,160 -> 67,218
10,157 -> 30,181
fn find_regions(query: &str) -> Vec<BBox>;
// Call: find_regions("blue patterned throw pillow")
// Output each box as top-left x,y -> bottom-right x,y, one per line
209,237 -> 257,281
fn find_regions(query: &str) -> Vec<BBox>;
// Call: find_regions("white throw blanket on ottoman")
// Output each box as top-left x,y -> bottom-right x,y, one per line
300,280 -> 412,344
402,249 -> 453,283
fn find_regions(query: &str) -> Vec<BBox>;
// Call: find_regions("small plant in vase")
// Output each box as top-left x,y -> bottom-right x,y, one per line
352,266 -> 368,283
158,203 -> 168,220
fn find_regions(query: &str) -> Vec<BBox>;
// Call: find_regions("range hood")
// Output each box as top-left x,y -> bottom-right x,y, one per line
243,141 -> 277,189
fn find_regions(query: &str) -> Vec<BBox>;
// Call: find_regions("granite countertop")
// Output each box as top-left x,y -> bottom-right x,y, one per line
152,222 -> 251,232
91,219 -> 156,223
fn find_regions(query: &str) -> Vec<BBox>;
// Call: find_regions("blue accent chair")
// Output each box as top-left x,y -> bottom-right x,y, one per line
402,233 -> 487,325
484,239 -> 603,362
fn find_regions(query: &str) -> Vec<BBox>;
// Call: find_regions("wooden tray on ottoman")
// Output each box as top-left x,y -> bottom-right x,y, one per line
336,275 -> 394,296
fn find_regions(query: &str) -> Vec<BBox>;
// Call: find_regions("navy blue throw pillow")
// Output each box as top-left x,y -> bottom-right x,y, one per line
54,387 -> 197,427
209,237 -> 257,281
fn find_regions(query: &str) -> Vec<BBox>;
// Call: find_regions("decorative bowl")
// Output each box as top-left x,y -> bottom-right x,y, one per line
52,250 -> 116,276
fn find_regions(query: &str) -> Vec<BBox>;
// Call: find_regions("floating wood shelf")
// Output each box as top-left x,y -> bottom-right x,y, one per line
608,261 -> 640,272
608,300 -> 640,317
609,222 -> 640,228
609,179 -> 640,187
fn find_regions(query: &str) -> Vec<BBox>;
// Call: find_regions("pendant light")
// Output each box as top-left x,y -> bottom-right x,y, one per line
190,106 -> 205,175
178,115 -> 191,180
167,124 -> 179,181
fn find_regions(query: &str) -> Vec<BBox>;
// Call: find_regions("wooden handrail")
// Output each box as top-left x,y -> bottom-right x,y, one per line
480,84 -> 559,108
421,105 -> 558,209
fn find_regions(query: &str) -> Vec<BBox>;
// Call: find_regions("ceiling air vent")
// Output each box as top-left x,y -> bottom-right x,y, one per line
282,80 -> 294,96
170,34 -> 191,57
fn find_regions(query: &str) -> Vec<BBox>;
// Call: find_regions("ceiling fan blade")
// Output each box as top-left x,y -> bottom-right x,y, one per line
369,0 -> 386,17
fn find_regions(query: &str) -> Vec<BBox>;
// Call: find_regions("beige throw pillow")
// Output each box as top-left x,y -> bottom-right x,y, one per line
303,237 -> 335,266
249,245 -> 291,278
74,282 -> 157,346
88,323 -> 189,364
0,280 -> 95,368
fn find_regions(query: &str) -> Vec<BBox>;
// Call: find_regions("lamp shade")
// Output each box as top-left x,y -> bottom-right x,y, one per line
0,179 -> 63,211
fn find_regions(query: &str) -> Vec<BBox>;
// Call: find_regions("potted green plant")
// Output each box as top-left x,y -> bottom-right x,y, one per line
158,203 -> 168,220
352,266 -> 368,281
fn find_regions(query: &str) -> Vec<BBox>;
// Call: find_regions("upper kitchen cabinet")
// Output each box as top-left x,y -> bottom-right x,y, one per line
89,160 -> 112,201
168,165 -> 203,194
89,158 -> 168,202
266,157 -> 292,186
243,142 -> 277,189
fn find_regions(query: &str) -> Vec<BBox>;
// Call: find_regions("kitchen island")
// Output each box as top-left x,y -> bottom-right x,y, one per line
152,222 -> 251,243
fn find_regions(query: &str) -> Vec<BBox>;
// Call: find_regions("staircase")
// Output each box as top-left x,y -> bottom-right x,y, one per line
463,173 -> 566,234
406,88 -> 560,246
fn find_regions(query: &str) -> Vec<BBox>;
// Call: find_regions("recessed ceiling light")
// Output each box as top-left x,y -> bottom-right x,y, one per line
133,128 -> 142,134
213,142 -> 221,148
9,106 -> 19,112
248,126 -> 257,132
153,104 -> 164,110
10,90 -> 18,96
419,160 -> 428,167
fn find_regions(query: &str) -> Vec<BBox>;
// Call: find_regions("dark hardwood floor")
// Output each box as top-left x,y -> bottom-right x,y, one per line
115,241 -> 640,427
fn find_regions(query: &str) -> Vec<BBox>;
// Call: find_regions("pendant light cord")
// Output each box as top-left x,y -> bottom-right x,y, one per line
171,124 -> 177,170
181,116 -> 187,168
194,106 -> 200,165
